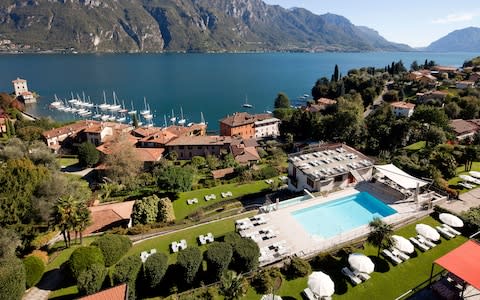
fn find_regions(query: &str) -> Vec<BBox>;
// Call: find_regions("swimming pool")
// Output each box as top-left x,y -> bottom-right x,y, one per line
291,192 -> 397,239
278,194 -> 313,209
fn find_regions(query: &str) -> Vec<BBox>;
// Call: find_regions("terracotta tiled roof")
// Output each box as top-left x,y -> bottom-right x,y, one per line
242,138 -> 258,148
134,147 -> 164,162
83,209 -> 124,235
79,284 -> 128,300
432,66 -> 458,72
83,125 -> 104,134
165,124 -> 206,136
132,127 -> 162,138
89,200 -> 135,219
139,130 -> 177,145
220,112 -> 272,127
231,145 -> 260,164
12,77 -> 26,83
450,119 -> 479,135
390,101 -> 415,109
211,167 -> 235,179
96,135 -> 138,155
166,135 -> 234,146
316,98 -> 337,105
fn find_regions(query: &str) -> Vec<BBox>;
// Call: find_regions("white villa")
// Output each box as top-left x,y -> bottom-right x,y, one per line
287,143 -> 374,193
12,77 -> 36,103
390,101 -> 415,118
254,117 -> 280,139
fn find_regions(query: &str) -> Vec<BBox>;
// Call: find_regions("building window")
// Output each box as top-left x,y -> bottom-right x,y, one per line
334,175 -> 343,182
307,178 -> 314,187
197,146 -> 201,150
179,146 -> 184,149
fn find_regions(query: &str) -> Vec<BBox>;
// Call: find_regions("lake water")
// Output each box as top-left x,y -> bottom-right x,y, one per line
0,52 -> 474,130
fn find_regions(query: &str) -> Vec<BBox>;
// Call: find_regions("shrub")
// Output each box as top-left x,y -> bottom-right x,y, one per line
112,255 -> 142,299
77,264 -> 107,295
91,234 -> 132,267
177,247 -> 202,285
283,257 -> 311,279
27,250 -> 49,265
23,255 -> 45,288
78,142 -> 99,167
143,253 -> 168,289
256,166 -> 279,180
0,257 -> 26,300
68,246 -> 105,278
251,270 -> 273,294
131,195 -> 160,226
231,238 -> 260,273
205,242 -> 233,281
223,232 -> 242,246
157,198 -> 175,223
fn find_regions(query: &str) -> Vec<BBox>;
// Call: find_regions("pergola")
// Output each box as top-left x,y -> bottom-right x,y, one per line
429,240 -> 480,298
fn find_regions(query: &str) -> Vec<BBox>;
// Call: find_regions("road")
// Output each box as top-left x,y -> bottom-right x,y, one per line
363,85 -> 387,118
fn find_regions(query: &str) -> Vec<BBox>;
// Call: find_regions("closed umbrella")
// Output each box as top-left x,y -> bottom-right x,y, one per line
469,171 -> 480,179
308,271 -> 335,297
392,235 -> 414,254
348,253 -> 375,274
416,224 -> 440,241
439,213 -> 464,228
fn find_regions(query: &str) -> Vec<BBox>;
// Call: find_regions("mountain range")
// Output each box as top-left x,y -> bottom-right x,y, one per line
0,0 -> 412,53
426,27 -> 480,52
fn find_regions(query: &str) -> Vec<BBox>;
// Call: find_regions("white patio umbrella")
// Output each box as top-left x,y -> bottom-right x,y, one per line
348,253 -> 375,274
459,174 -> 480,184
308,271 -> 335,297
260,294 -> 282,300
392,235 -> 414,254
469,171 -> 480,179
416,224 -> 440,241
439,213 -> 464,228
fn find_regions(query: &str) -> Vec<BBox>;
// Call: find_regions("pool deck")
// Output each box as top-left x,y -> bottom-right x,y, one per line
242,186 -> 431,266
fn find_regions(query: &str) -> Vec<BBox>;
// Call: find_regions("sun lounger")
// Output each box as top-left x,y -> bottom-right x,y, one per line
381,249 -> 402,265
150,249 -> 157,255
179,239 -> 187,250
459,182 -> 474,189
391,248 -> 409,261
352,269 -> 371,281
409,237 -> 429,251
442,224 -> 461,236
341,267 -> 362,285
417,235 -> 436,248
303,288 -> 316,300
436,226 -> 455,239
198,235 -> 207,245
206,232 -> 214,243
171,241 -> 179,253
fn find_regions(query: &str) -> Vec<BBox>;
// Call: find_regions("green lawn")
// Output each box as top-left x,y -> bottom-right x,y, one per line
403,141 -> 426,151
127,213 -> 254,264
57,157 -> 79,168
173,180 -> 271,220
448,162 -> 480,194
49,285 -> 78,299
245,216 -> 467,300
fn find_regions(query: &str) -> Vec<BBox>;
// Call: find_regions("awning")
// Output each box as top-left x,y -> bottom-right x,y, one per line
435,240 -> 480,290
374,164 -> 428,190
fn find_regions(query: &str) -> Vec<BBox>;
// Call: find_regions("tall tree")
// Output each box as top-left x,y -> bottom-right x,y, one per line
220,270 -> 247,300
78,142 -> 99,167
51,195 -> 77,248
333,64 -> 340,82
103,134 -> 142,185
367,217 -> 393,256
274,92 -> 290,109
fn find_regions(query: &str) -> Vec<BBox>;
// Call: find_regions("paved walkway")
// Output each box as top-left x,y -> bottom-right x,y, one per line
23,269 -> 63,300
440,189 -> 480,214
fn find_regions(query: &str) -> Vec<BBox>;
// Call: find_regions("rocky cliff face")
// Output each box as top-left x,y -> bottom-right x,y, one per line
0,0 -> 412,52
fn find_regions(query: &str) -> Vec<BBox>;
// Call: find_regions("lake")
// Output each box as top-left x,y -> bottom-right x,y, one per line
0,52 -> 474,130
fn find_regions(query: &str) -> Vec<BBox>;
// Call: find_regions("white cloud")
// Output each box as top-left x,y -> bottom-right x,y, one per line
432,13 -> 477,24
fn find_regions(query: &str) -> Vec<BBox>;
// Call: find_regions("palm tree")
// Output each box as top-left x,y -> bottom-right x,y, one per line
367,217 -> 394,256
72,201 -> 91,245
51,195 -> 77,248
220,270 -> 247,300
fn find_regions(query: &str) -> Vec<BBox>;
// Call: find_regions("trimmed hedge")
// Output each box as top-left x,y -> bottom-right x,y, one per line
0,257 -> 26,300
91,234 -> 132,267
68,246 -> 105,278
231,238 -> 260,273
177,247 -> 202,285
143,253 -> 168,289
205,242 -> 233,281
283,257 -> 311,279
23,255 -> 45,288
77,264 -> 107,295
112,255 -> 142,299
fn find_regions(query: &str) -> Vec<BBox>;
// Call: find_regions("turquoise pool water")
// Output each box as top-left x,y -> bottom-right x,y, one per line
278,194 -> 313,209
291,192 -> 397,238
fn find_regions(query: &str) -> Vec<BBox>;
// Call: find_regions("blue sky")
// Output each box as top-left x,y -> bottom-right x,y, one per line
263,0 -> 480,47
